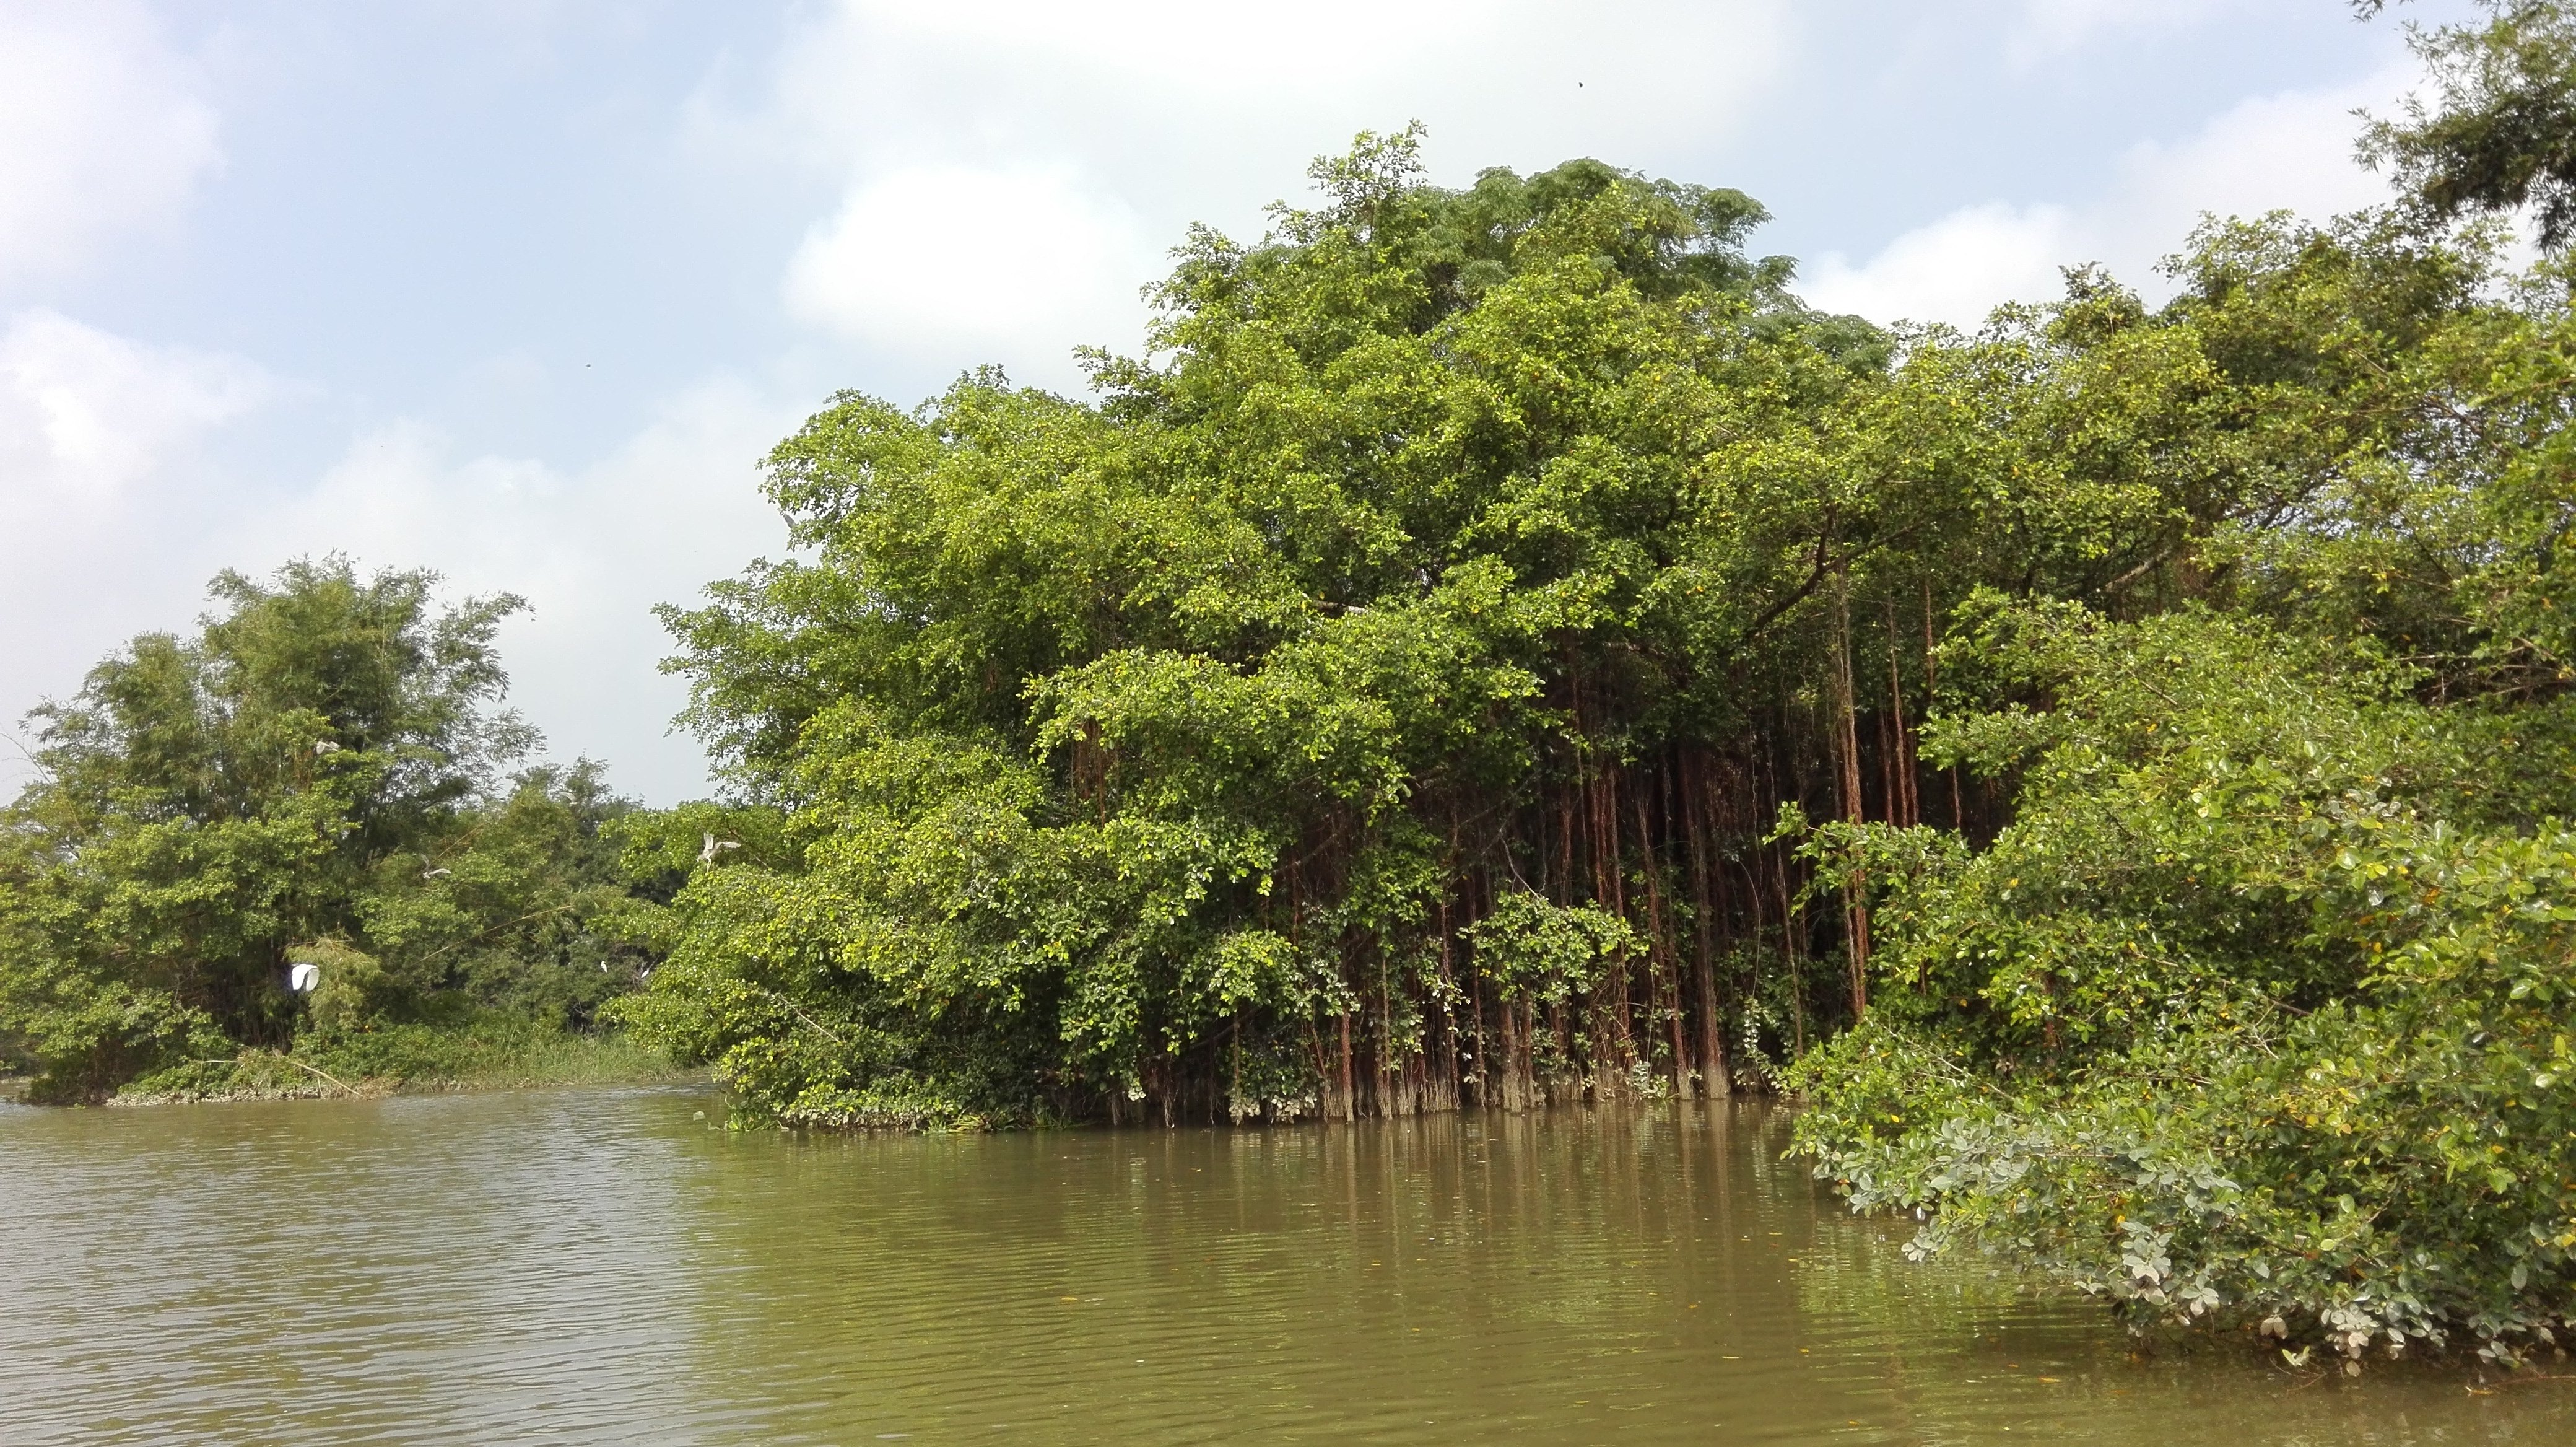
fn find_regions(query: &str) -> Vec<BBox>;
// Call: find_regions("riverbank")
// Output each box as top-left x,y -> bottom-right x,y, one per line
92,1023 -> 701,1106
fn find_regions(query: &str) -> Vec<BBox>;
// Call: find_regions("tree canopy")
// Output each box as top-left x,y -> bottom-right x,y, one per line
0,559 -> 659,1100
2361,2 -> 2576,247
14,4 -> 2576,1369
609,99 -> 2576,1360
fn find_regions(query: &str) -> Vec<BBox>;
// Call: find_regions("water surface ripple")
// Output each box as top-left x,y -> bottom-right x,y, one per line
1,1089 -> 2565,1444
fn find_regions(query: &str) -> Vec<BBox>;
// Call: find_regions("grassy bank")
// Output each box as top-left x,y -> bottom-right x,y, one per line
108,1020 -> 702,1104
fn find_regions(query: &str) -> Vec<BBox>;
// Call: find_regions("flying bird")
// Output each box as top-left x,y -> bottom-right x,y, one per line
700,833 -> 742,865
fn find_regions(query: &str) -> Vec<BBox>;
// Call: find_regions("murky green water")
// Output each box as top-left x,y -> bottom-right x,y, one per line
0,1089 -> 2567,1445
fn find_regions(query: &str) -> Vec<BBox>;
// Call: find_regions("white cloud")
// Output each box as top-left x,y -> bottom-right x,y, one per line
715,0 -> 1793,385
0,1 -> 220,284
0,311 -> 281,785
838,0 -> 1467,95
240,382 -> 800,801
765,0 -> 1791,173
2106,79 -> 2398,234
2009,0 -> 2242,63
1801,204 -> 2077,331
0,308 -> 277,501
783,166 -> 1155,357
0,330 -> 791,803
1800,70 -> 2407,328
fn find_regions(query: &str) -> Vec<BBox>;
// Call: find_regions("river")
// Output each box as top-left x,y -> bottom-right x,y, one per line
0,1086 -> 2565,1444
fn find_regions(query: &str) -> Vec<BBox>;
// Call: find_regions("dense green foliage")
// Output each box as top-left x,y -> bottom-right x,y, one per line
15,0 -> 2570,1371
2364,1 -> 2576,247
622,136 -> 1935,1129
1791,603 -> 2576,1366
0,560 -> 665,1101
624,134 -> 2450,1132
1773,30 -> 2576,1353
618,82 -> 2576,1358
1777,1 -> 2576,1350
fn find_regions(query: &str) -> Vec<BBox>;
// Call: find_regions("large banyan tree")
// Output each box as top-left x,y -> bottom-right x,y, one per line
624,132 -> 2273,1126
630,6 -> 2576,1363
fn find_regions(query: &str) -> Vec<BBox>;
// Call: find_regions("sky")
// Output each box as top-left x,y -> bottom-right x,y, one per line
0,0 -> 2485,803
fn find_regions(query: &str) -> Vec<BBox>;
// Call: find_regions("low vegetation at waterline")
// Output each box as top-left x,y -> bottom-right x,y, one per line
4,0 -> 2572,1375
110,1017 -> 697,1103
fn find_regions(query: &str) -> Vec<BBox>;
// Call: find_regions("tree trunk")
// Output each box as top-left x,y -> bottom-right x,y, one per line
1830,573 -> 1871,1018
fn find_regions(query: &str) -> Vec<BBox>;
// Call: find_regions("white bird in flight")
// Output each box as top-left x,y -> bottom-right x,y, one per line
700,833 -> 741,865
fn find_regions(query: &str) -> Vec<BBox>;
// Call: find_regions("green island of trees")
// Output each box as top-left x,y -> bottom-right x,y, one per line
5,0 -> 2573,1374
